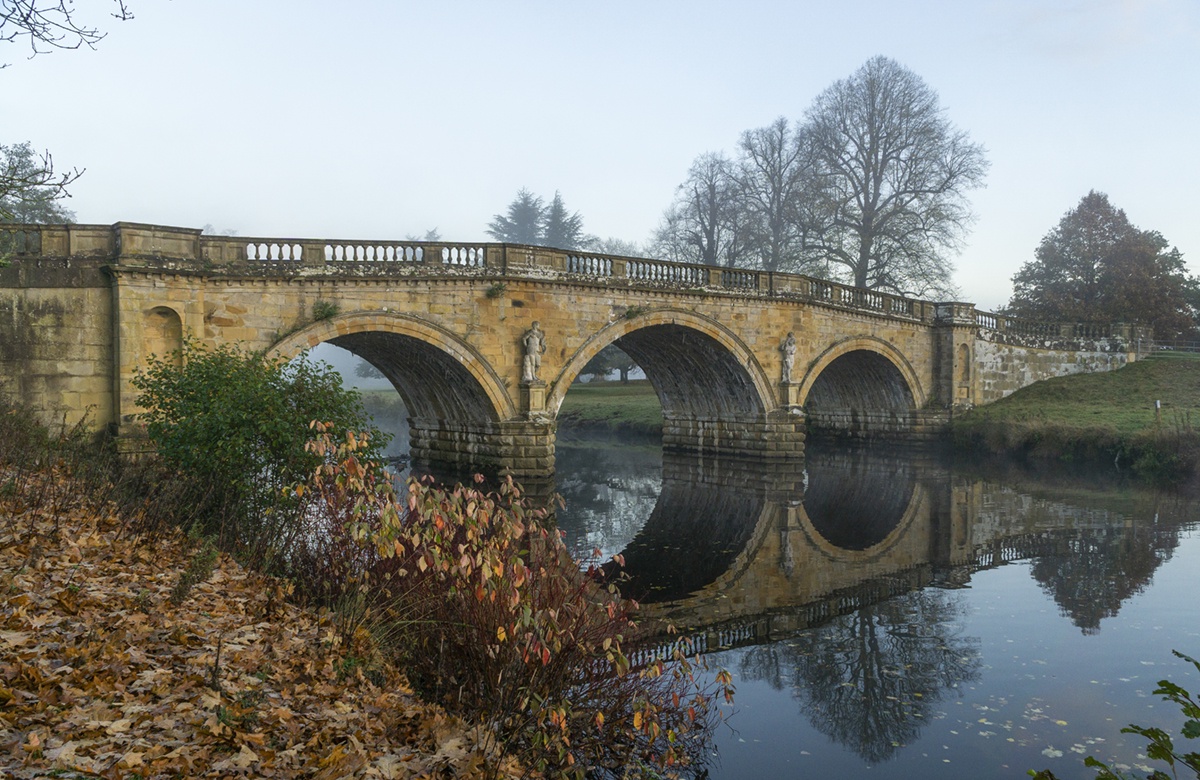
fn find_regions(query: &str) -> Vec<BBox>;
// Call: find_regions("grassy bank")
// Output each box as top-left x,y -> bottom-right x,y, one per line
952,352 -> 1200,480
557,380 -> 663,440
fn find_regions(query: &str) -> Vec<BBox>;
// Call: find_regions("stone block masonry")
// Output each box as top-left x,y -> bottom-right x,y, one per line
0,223 -> 1148,478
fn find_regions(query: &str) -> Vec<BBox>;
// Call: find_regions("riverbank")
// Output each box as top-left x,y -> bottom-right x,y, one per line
556,356 -> 1200,482
0,466 -> 523,778
951,351 -> 1200,481
557,380 -> 663,440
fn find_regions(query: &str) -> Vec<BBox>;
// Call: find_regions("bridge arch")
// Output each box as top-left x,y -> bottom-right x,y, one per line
268,311 -> 516,423
797,337 -> 926,437
548,308 -> 775,419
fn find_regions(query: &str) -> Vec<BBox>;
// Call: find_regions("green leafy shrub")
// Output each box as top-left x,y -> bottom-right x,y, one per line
292,427 -> 729,778
131,339 -> 385,570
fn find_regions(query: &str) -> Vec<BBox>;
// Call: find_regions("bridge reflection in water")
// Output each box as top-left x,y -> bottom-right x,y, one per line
553,438 -> 1189,655
552,441 -> 1196,773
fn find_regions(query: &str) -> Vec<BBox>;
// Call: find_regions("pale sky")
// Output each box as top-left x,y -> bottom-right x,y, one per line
4,0 -> 1197,311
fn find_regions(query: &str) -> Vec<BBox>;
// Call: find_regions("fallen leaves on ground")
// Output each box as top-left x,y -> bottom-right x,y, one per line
0,468 -> 528,778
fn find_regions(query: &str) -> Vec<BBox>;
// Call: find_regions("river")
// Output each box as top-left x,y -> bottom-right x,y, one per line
552,437 -> 1200,780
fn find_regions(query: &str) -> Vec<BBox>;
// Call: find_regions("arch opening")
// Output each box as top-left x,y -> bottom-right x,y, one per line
613,324 -> 765,421
805,349 -> 916,439
801,443 -> 917,552
328,331 -> 500,426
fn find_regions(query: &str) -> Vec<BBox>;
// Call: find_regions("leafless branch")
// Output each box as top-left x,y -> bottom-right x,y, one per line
1,0 -> 133,61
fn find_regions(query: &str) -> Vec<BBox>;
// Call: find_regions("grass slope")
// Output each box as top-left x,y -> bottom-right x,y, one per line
556,380 -> 663,439
953,352 -> 1200,478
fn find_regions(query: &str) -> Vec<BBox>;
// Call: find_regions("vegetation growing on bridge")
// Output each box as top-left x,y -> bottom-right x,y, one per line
952,352 -> 1200,481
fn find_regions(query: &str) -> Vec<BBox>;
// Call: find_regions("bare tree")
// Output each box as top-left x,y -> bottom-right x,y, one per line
735,117 -> 811,273
1,0 -> 133,61
654,152 -> 748,267
798,56 -> 988,296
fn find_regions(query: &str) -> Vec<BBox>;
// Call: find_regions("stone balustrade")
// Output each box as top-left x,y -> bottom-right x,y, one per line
0,221 -> 955,326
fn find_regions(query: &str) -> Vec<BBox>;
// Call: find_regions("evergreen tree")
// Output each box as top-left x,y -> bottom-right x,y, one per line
543,191 -> 586,249
486,188 -> 546,245
0,142 -> 77,223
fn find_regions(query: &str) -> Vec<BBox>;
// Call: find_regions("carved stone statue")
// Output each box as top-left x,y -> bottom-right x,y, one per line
521,321 -> 547,383
781,331 -> 796,383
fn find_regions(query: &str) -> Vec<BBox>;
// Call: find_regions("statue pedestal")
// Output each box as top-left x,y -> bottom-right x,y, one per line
521,380 -> 547,416
780,381 -> 799,407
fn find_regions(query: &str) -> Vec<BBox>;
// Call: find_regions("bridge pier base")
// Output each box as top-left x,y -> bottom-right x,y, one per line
805,408 -> 953,442
409,418 -> 556,483
662,408 -> 806,459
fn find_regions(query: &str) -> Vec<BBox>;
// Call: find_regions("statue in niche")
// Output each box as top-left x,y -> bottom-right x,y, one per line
521,321 -> 547,383
781,331 -> 796,383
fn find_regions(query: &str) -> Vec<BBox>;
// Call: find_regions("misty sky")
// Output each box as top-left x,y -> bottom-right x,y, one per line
4,0 -> 1197,310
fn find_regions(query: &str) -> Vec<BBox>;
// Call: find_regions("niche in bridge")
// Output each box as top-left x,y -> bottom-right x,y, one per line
143,307 -> 183,368
613,324 -> 763,419
802,444 -> 917,551
805,349 -> 915,437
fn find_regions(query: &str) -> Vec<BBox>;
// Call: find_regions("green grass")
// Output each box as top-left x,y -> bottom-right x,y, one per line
953,352 -> 1200,479
557,380 -> 663,438
959,352 -> 1200,436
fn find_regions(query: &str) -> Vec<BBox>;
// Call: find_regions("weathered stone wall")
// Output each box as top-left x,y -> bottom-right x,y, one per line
973,331 -> 1135,405
409,419 -> 555,478
661,411 -> 806,457
0,259 -> 114,429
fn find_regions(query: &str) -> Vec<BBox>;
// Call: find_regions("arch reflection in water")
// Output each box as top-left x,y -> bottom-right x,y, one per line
610,455 -> 806,603
553,440 -> 663,562
550,438 -> 1200,777
554,443 -> 806,603
800,443 -> 919,551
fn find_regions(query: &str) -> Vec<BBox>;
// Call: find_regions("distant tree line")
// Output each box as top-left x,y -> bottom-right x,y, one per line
486,188 -> 646,258
485,58 -> 1197,339
488,57 -> 987,299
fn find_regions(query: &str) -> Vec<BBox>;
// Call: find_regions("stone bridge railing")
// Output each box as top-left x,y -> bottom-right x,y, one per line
971,307 -> 1151,349
0,222 -> 937,322
0,222 -> 1152,348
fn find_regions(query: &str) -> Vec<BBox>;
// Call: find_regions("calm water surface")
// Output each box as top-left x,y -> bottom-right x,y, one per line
553,439 -> 1200,780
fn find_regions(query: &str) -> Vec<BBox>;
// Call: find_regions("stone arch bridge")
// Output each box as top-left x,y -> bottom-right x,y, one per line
0,223 -> 1147,478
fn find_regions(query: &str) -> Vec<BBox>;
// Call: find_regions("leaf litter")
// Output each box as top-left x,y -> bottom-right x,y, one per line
0,470 -> 526,778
